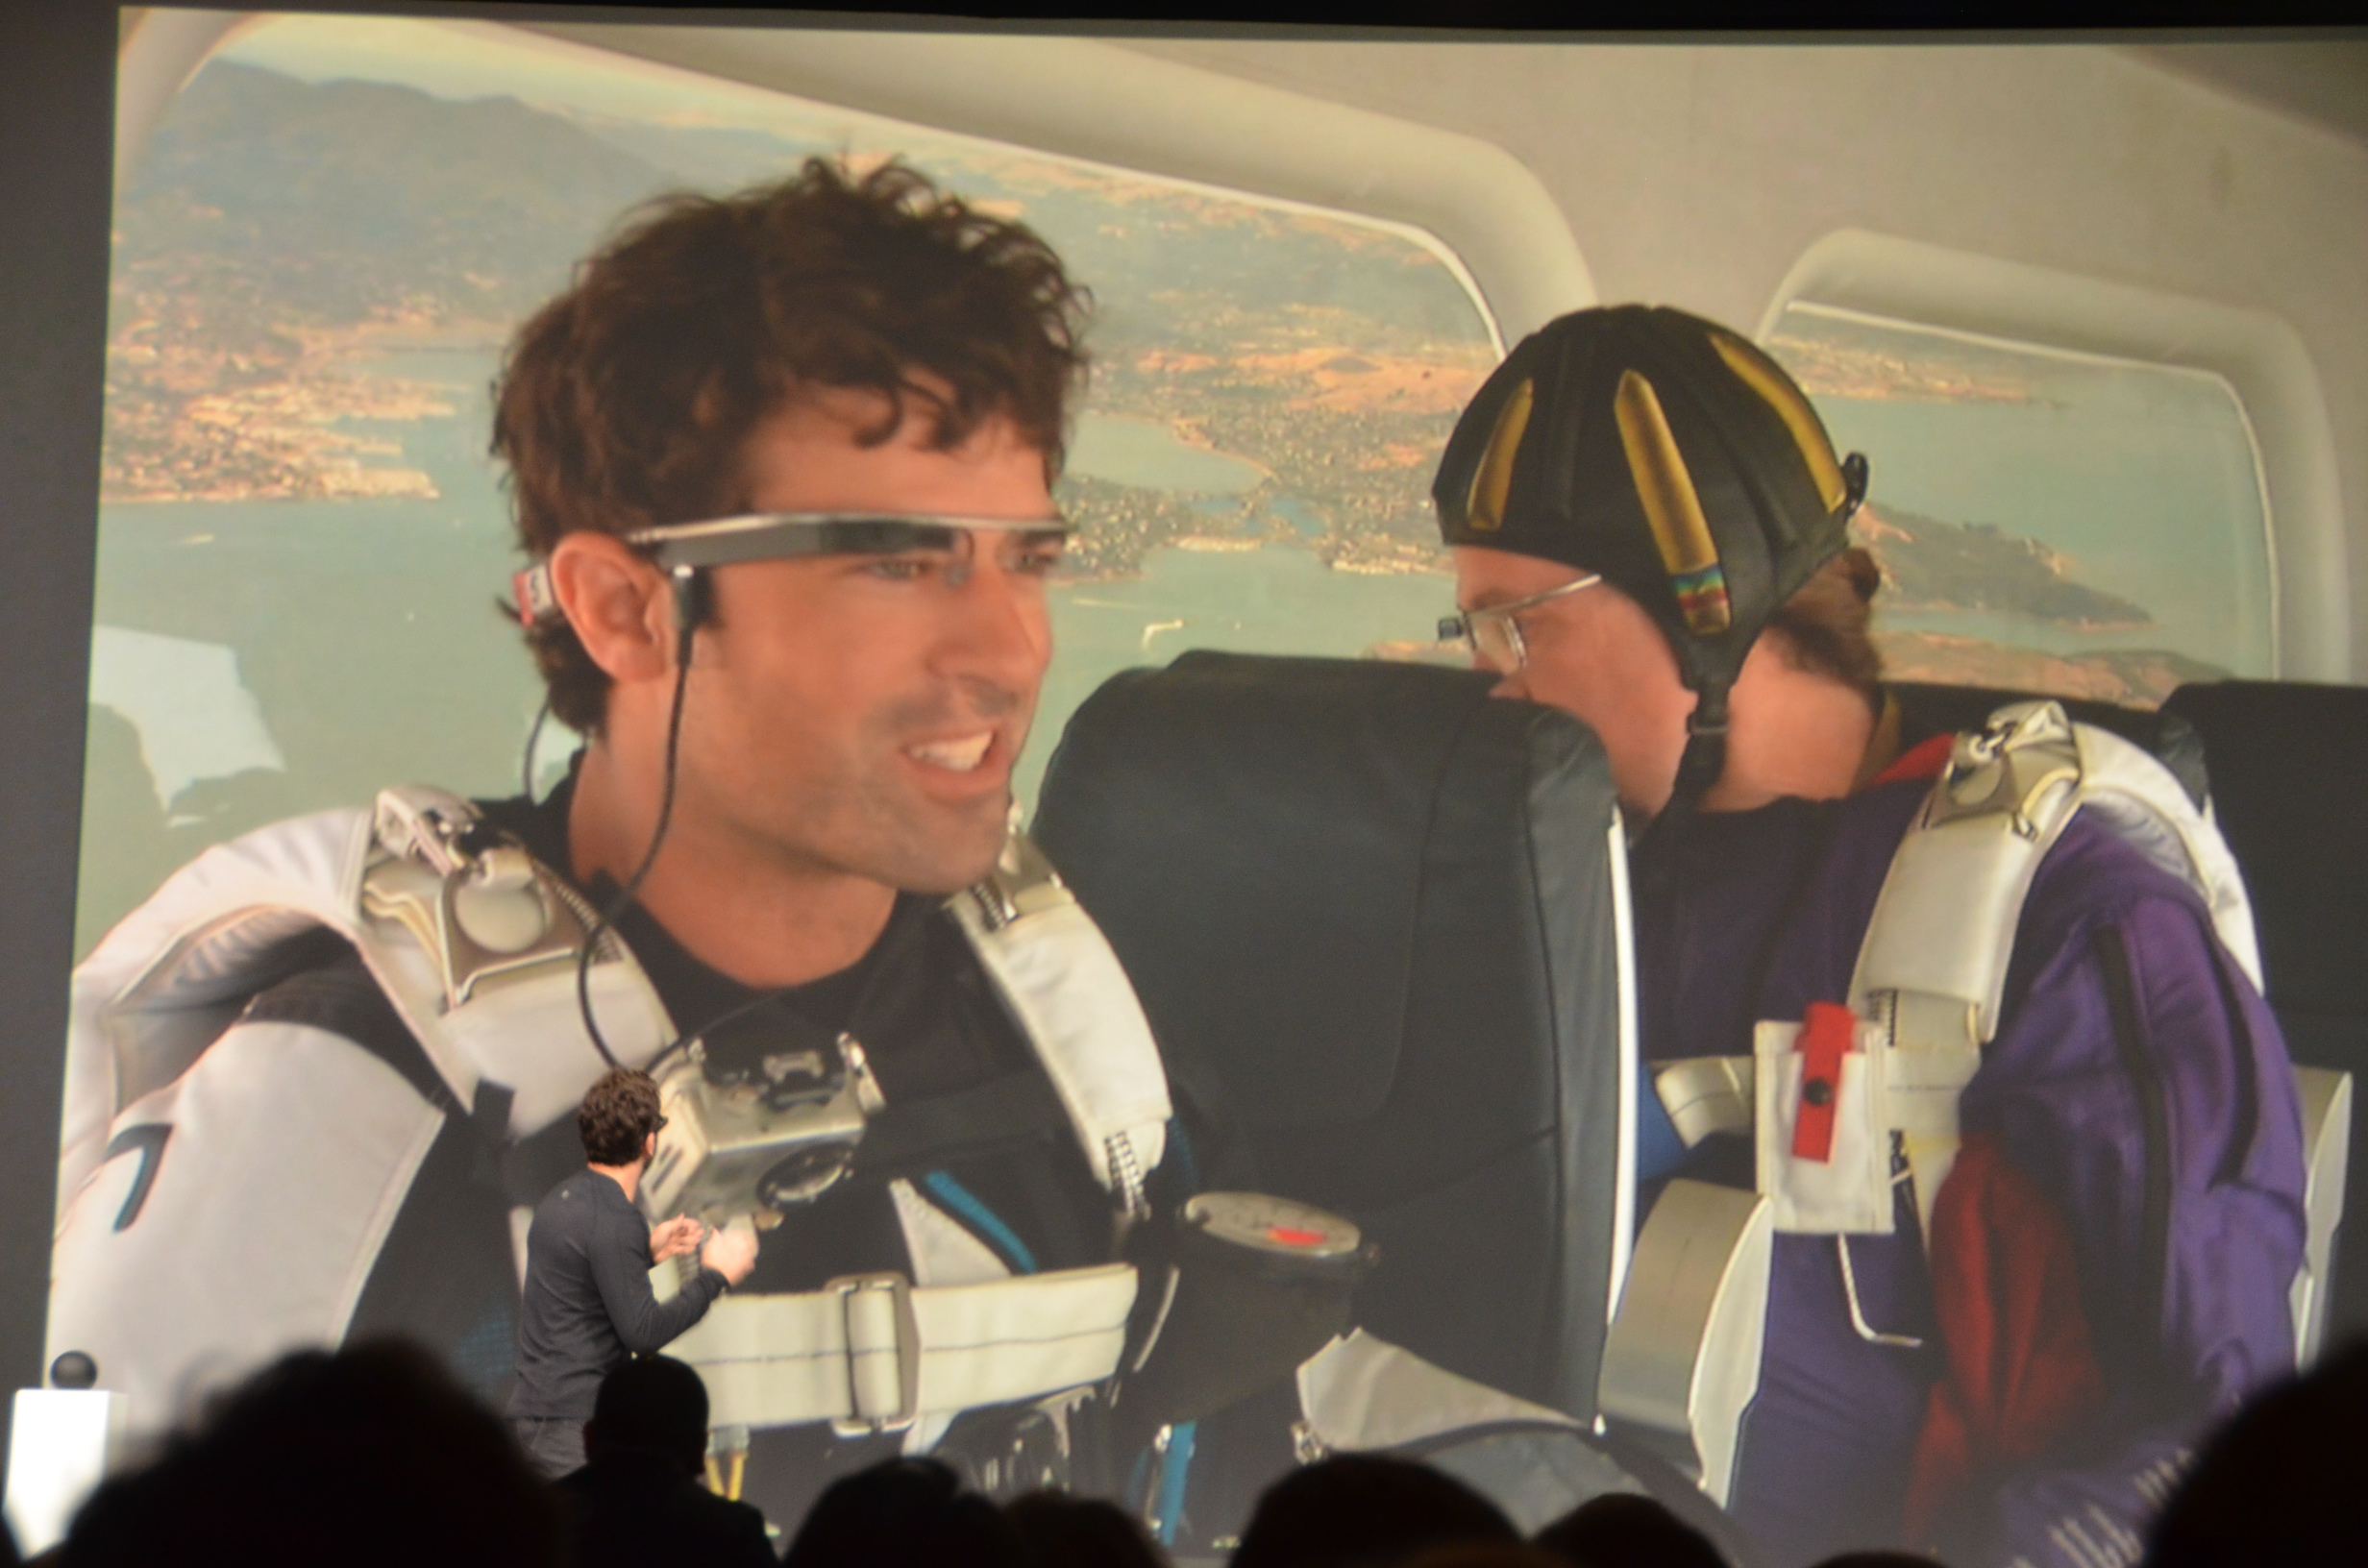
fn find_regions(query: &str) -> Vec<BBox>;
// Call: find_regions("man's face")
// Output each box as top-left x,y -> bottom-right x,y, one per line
1451,546 -> 1695,818
675,387 -> 1059,895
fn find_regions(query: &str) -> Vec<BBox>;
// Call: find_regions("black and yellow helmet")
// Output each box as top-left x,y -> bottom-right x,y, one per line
1433,304 -> 1868,800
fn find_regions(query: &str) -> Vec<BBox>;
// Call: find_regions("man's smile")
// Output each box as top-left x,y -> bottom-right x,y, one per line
904,732 -> 995,773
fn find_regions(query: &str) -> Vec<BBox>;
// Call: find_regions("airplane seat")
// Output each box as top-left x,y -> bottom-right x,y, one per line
1886,679 -> 2209,806
1032,650 -> 1631,1421
2160,679 -> 2367,1352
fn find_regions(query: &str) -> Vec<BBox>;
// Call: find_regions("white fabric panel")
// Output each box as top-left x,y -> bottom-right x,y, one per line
890,1179 -> 1014,1288
1295,1329 -> 1579,1454
951,896 -> 1170,1191
46,1020 -> 444,1439
2074,723 -> 2265,990
61,808 -> 371,1218
438,963 -> 674,1139
1753,1019 -> 1895,1236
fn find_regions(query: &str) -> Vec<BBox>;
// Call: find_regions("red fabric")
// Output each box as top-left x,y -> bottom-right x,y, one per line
1873,732 -> 1956,789
1791,1000 -> 1858,1163
1902,1131 -> 2110,1545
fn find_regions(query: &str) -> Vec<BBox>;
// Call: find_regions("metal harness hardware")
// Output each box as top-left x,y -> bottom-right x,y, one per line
830,1272 -> 922,1434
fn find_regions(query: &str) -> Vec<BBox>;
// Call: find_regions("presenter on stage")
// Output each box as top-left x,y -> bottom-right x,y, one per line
508,1068 -> 758,1478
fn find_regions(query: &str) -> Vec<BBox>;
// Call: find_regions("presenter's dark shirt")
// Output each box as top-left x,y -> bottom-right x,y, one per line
508,1169 -> 727,1420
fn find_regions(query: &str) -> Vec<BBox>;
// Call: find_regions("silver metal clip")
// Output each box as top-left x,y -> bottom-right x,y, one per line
828,1272 -> 921,1434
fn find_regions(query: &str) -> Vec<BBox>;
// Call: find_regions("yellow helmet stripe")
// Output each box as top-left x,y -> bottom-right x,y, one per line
1710,331 -> 1848,514
1615,369 -> 1732,636
1464,377 -> 1534,533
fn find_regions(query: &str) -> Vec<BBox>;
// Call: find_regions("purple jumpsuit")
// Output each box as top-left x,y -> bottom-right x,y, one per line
1631,778 -> 2307,1568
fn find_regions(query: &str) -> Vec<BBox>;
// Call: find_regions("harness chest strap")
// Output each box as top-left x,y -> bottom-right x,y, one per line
665,1262 -> 1140,1432
676,839 -> 1175,1433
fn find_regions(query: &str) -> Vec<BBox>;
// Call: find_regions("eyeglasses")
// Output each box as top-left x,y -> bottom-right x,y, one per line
512,512 -> 1071,625
1436,574 -> 1602,672
625,511 -> 1069,571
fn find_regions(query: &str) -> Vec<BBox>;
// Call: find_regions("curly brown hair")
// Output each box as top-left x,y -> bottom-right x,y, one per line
492,157 -> 1093,735
578,1068 -> 662,1167
1764,545 -> 1885,712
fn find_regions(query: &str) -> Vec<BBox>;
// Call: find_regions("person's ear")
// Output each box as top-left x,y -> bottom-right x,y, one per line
643,1129 -> 659,1163
550,531 -> 677,685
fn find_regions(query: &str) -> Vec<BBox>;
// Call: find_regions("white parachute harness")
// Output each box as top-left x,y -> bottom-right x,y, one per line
50,786 -> 1171,1443
1599,699 -> 2345,1507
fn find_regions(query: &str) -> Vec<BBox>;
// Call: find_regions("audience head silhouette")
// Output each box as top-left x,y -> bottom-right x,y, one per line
1404,1548 -> 1583,1568
1005,1488 -> 1168,1568
584,1353 -> 708,1473
2146,1335 -> 2368,1568
59,1337 -> 562,1568
1231,1453 -> 1519,1568
1533,1492 -> 1728,1568
781,1456 -> 1032,1568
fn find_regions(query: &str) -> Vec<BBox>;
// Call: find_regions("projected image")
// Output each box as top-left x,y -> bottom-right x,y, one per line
85,12 -> 1497,959
42,18 -> 2335,1568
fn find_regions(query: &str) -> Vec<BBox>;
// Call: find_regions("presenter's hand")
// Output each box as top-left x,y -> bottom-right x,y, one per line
649,1214 -> 704,1263
702,1220 -> 759,1286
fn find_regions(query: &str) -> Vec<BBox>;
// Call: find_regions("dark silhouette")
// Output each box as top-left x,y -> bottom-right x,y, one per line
2146,1336 -> 2368,1568
1005,1489 -> 1168,1568
1229,1453 -> 1520,1568
780,1457 -> 1032,1568
554,1354 -> 774,1568
1404,1548 -> 1580,1568
58,1338 -> 563,1568
1532,1493 -> 1728,1568
1807,1556 -> 1948,1567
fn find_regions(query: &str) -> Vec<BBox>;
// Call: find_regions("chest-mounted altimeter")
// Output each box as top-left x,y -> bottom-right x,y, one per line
1114,1192 -> 1375,1446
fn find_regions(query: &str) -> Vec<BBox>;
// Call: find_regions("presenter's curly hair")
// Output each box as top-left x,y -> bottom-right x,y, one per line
579,1067 -> 663,1166
493,156 -> 1093,735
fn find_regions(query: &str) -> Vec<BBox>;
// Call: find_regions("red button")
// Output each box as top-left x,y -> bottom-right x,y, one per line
1267,1227 -> 1327,1247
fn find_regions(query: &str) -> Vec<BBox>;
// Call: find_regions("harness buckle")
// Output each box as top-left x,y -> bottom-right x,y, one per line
827,1272 -> 921,1433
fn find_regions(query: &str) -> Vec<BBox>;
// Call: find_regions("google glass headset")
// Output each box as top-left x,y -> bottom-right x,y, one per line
512,511 -> 1071,627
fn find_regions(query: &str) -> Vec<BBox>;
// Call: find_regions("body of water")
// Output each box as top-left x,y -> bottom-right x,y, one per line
1816,378 -> 2276,677
1066,413 -> 1267,494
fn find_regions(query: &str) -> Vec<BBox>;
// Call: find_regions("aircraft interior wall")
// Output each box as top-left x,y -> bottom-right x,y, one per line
1120,37 -> 2368,676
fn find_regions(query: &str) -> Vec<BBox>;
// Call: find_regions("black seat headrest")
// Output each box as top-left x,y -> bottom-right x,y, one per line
1034,650 -> 1630,1417
2160,680 -> 2368,1020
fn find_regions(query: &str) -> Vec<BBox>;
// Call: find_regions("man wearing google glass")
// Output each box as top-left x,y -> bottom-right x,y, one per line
49,159 -> 1238,1533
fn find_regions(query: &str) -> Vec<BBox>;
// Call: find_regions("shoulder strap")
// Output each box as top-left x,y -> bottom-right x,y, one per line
1848,698 -> 2264,1237
62,787 -> 678,1215
947,832 -> 1172,1214
1851,699 -> 2263,1043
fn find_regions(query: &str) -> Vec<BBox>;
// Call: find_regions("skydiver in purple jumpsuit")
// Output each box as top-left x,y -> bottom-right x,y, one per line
1430,306 -> 2306,1568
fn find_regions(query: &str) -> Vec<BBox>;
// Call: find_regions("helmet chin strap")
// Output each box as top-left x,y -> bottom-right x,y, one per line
1630,682 -> 1731,877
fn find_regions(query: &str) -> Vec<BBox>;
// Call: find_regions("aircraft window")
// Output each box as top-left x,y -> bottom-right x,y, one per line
80,13 -> 1498,960
1764,301 -> 2277,706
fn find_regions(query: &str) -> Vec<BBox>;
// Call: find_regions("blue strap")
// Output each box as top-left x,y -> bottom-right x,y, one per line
1154,1420 -> 1196,1546
1635,1071 -> 1693,1187
920,1169 -> 1039,1275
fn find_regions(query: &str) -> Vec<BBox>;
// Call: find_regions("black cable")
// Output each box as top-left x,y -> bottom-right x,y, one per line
643,888 -> 928,1083
574,609 -> 696,1070
521,695 -> 553,804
